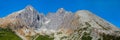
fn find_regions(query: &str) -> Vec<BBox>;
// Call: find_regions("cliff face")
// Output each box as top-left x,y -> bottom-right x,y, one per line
0,6 -> 120,40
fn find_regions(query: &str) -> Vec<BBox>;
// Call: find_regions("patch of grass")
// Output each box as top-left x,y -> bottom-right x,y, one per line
57,32 -> 62,35
61,36 -> 67,40
36,35 -> 54,40
82,32 -> 92,40
101,33 -> 120,40
85,22 -> 91,27
98,38 -> 101,40
82,26 -> 89,30
0,28 -> 22,40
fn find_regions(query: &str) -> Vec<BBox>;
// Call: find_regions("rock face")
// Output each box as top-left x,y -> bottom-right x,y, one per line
0,5 -> 120,40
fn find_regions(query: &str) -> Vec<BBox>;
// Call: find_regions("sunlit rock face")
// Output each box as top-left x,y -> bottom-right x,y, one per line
0,5 -> 120,40
6,6 -> 47,30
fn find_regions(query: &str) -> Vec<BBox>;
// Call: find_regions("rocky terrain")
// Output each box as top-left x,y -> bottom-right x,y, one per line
0,5 -> 120,40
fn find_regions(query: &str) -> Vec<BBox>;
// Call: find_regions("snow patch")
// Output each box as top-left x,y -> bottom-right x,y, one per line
44,19 -> 51,24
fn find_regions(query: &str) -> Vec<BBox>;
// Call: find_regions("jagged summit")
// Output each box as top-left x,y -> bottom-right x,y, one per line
0,5 -> 120,40
25,5 -> 35,12
25,5 -> 34,9
57,8 -> 65,13
6,5 -> 40,18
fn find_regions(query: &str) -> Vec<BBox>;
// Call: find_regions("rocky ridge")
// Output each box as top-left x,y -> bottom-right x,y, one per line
0,5 -> 120,40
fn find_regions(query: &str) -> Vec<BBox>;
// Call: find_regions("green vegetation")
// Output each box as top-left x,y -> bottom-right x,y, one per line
98,38 -> 101,40
61,36 -> 67,40
85,22 -> 91,27
0,28 -> 22,40
82,26 -> 89,30
36,35 -> 54,40
82,32 -> 92,40
84,22 -> 91,30
101,33 -> 120,40
57,32 -> 62,35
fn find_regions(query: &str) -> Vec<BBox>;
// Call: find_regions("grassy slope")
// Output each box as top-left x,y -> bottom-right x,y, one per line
35,35 -> 54,40
0,28 -> 22,40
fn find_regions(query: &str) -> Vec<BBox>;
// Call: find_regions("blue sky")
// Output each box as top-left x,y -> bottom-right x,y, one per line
0,0 -> 120,28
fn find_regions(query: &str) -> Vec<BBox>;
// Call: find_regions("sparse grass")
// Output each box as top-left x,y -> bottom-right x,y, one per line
101,33 -> 120,40
82,32 -> 92,40
85,22 -> 91,27
36,35 -> 54,40
61,36 -> 67,39
0,28 -> 22,40
98,38 -> 101,40
57,32 -> 62,35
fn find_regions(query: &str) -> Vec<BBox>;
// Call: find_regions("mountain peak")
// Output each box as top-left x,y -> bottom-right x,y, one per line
25,5 -> 34,11
5,5 -> 39,19
57,8 -> 65,13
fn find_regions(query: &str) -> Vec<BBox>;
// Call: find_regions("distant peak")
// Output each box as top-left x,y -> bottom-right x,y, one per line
76,10 -> 90,13
57,8 -> 65,13
26,5 -> 33,8
59,8 -> 64,10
